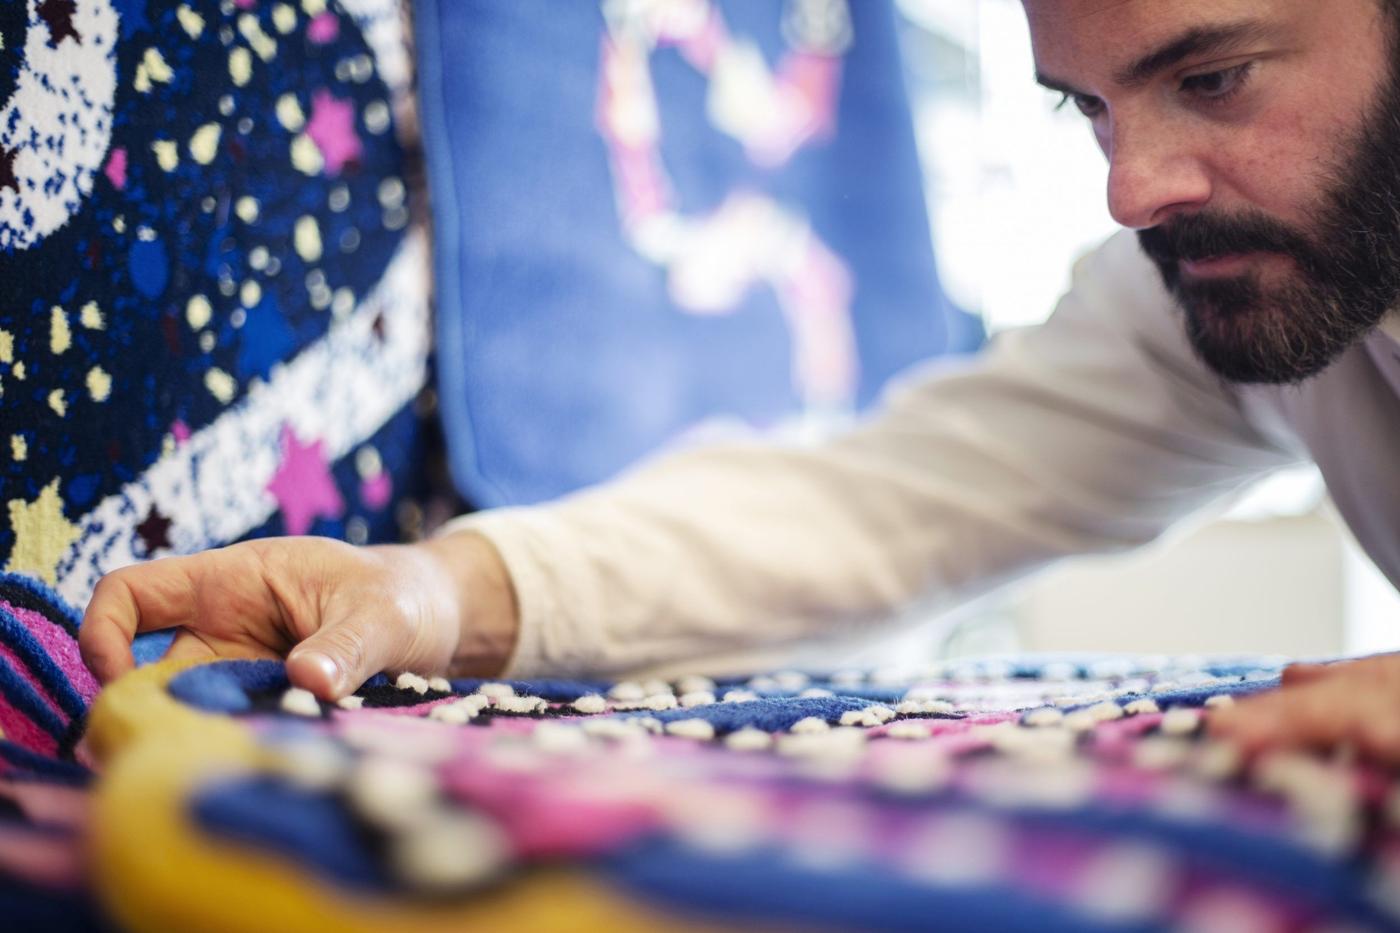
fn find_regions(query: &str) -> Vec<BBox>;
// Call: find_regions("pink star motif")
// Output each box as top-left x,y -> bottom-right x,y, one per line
266,424 -> 345,536
306,90 -> 362,176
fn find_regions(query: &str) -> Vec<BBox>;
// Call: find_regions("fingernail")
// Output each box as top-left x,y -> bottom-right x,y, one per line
295,651 -> 341,693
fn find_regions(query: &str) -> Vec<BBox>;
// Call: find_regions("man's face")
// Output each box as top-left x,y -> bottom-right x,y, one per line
1023,0 -> 1400,384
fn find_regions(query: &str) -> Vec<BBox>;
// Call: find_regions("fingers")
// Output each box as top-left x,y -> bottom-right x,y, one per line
286,611 -> 406,700
1210,667 -> 1400,763
160,630 -> 220,665
1280,661 -> 1331,687
80,555 -> 208,683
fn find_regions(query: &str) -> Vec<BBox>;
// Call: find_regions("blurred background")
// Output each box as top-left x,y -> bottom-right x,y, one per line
891,0 -> 1400,664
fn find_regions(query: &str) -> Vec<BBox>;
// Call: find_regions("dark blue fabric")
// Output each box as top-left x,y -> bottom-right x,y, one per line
0,880 -> 108,933
131,630 -> 176,667
604,838 -> 1139,933
449,677 -> 612,702
416,0 -> 978,507
0,741 -> 91,785
167,659 -> 288,713
0,653 -> 67,743
191,776 -> 391,891
615,695 -> 873,731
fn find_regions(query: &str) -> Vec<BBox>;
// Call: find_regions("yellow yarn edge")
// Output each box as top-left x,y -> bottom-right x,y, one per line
88,660 -> 720,933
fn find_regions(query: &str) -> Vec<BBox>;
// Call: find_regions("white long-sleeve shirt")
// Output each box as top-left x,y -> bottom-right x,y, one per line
447,230 -> 1400,678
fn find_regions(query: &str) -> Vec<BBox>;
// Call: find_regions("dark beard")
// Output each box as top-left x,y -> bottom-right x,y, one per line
1136,45 -> 1400,385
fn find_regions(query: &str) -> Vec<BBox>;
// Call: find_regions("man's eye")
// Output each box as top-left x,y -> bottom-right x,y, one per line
1180,62 -> 1255,103
1056,92 -> 1104,118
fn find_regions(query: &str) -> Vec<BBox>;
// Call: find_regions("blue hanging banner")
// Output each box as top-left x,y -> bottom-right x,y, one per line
416,0 -> 978,507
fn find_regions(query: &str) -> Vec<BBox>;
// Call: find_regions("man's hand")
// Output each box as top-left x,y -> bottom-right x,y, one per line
1209,654 -> 1400,761
78,532 -> 519,699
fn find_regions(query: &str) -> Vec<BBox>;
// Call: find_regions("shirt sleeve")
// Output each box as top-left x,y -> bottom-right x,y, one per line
440,232 -> 1306,678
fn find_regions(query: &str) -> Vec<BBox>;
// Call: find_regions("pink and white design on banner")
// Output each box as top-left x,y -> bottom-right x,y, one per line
596,0 -> 858,411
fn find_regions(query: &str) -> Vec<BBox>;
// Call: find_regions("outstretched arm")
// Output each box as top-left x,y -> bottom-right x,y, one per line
451,232 -> 1301,677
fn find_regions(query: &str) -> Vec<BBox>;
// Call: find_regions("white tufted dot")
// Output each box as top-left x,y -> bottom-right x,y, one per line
532,722 -> 590,753
1022,707 -> 1065,728
1204,694 -> 1235,709
665,719 -> 716,740
1159,708 -> 1202,736
886,721 -> 931,740
280,687 -> 322,717
395,673 -> 430,695
458,694 -> 491,714
427,703 -> 474,725
870,749 -> 951,795
1063,710 -> 1099,733
840,706 -> 896,728
494,695 -> 546,714
789,717 -> 830,734
277,739 -> 349,790
335,695 -> 365,710
345,756 -> 438,829
722,689 -> 759,703
1123,698 -> 1160,716
476,682 -> 516,700
724,728 -> 773,751
427,677 -> 452,693
1132,736 -> 1192,771
640,679 -> 673,697
582,719 -> 646,741
776,726 -> 867,760
608,681 -> 645,701
643,693 -> 678,711
571,694 -> 608,714
799,688 -> 835,699
680,691 -> 716,708
389,811 -> 510,892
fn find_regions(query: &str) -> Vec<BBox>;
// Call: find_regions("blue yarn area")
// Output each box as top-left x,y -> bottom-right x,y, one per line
0,879 -> 106,933
0,741 -> 91,785
191,776 -> 392,891
1139,677 -> 1281,710
0,653 -> 68,744
449,677 -> 611,702
602,837 -> 1134,933
167,660 -> 289,713
131,631 -> 177,667
615,695 -> 878,732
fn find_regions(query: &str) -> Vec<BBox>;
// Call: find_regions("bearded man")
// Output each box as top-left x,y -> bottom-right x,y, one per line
79,0 -> 1400,759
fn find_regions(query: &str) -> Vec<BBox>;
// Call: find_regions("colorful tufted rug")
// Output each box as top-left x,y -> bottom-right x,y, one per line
7,568 -> 1400,931
80,656 -> 1400,931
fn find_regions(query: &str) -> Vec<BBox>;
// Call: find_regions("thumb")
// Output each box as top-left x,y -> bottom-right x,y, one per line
286,615 -> 396,700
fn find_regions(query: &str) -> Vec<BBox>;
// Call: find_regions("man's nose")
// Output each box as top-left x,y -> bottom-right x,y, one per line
1104,120 -> 1212,230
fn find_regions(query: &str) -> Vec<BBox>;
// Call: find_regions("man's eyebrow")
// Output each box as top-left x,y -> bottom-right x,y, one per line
1035,21 -> 1274,99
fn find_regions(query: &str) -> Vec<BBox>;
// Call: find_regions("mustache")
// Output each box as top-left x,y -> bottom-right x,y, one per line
1137,212 -> 1317,268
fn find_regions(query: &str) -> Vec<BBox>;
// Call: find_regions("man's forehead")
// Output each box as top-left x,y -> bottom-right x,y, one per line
1023,0 -> 1282,84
